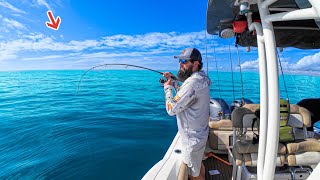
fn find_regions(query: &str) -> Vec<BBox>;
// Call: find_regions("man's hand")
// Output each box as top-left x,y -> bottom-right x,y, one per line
163,72 -> 174,80
164,79 -> 172,86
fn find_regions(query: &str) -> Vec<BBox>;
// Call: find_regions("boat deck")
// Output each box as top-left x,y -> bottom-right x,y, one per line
203,154 -> 232,180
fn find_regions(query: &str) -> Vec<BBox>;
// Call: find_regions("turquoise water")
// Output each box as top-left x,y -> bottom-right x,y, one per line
0,70 -> 319,179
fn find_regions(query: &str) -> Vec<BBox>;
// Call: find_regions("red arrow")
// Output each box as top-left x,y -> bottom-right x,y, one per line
46,10 -> 61,30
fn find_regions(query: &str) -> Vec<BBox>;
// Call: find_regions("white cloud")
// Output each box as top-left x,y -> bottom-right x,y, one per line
100,31 -> 210,49
23,34 -> 45,40
0,36 -> 99,53
35,0 -> 50,9
3,18 -> 26,30
21,55 -> 66,61
0,36 -> 318,73
291,52 -> 320,71
1,29 -> 318,72
0,0 -> 25,13
68,40 -> 100,50
20,50 -> 168,62
240,52 -> 320,75
241,59 -> 259,69
0,31 -> 216,60
0,49 -> 17,61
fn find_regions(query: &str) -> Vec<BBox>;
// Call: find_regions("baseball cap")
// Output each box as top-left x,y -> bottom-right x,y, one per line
174,47 -> 202,62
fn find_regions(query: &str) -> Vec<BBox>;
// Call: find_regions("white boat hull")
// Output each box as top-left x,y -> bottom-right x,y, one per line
142,133 -> 184,180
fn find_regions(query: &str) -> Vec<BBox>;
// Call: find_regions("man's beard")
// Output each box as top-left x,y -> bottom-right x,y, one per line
177,67 -> 193,82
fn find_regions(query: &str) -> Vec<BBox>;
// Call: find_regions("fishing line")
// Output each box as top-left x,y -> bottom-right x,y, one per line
77,63 -> 177,93
236,45 -> 245,105
228,39 -> 236,102
276,49 -> 289,100
205,30 -> 209,76
213,46 -> 222,107
279,51 -> 302,100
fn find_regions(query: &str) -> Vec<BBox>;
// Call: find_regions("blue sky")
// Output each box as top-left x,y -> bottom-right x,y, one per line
0,0 -> 319,74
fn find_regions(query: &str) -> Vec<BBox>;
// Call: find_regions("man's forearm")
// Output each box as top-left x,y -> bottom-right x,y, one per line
164,83 -> 196,116
164,85 -> 175,115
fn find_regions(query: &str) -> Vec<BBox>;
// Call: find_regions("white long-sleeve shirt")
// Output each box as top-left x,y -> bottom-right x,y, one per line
164,70 -> 211,151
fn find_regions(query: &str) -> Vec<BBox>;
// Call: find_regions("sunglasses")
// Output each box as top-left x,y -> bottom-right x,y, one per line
179,59 -> 193,64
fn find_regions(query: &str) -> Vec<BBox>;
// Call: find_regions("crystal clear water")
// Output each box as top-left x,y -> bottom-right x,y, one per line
0,70 -> 319,179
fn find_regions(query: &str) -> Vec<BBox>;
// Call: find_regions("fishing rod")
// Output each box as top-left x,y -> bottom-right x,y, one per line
228,39 -> 236,102
276,49 -> 290,101
77,63 -> 177,93
236,44 -> 245,105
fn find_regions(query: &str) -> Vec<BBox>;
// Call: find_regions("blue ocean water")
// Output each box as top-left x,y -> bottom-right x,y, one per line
0,70 -> 319,180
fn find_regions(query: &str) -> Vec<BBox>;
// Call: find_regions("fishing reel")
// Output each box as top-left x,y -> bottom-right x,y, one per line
159,72 -> 178,85
159,78 -> 167,85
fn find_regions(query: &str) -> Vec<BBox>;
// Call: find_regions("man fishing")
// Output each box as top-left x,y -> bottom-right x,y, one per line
163,47 -> 211,180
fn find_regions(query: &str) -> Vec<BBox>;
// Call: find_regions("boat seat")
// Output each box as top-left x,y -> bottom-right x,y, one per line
208,118 -> 258,151
283,105 -> 320,166
286,139 -> 320,166
232,104 -> 312,138
287,138 -> 320,154
232,140 -> 287,166
231,104 -> 287,167
287,151 -> 320,166
287,104 -> 311,139
209,119 -> 232,130
208,119 -> 233,152
208,103 -> 262,151
235,140 -> 287,154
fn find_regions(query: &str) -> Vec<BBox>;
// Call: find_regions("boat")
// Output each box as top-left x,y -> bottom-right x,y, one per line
143,0 -> 320,179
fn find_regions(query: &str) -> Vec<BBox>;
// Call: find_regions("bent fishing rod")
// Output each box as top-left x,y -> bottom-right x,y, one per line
77,63 -> 178,93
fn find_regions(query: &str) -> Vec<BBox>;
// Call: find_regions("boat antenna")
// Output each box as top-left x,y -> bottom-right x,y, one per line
77,63 -> 177,93
228,39 -> 236,102
277,49 -> 289,101
236,44 -> 245,105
